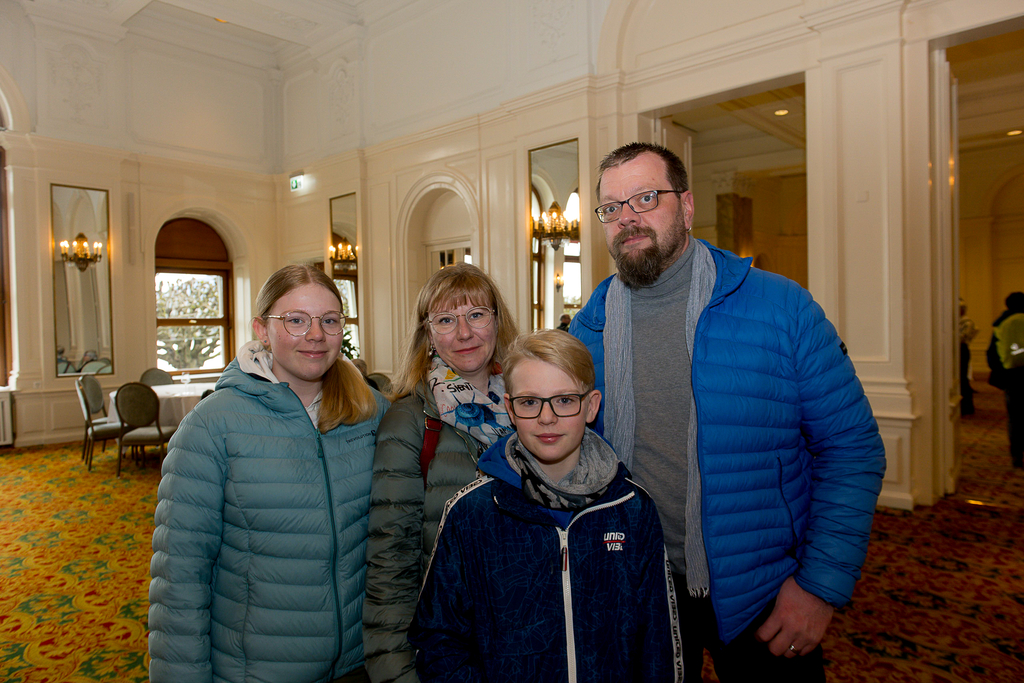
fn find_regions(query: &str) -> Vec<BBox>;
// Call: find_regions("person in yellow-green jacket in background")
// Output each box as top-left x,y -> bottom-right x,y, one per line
995,291 -> 1024,469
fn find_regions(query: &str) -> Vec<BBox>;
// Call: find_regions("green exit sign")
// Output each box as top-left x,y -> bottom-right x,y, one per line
290,174 -> 304,191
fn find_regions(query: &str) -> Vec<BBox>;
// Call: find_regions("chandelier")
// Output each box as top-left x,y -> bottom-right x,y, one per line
59,233 -> 103,272
329,237 -> 357,272
532,201 -> 580,251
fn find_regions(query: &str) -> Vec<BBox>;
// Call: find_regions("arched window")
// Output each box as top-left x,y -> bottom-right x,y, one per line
154,219 -> 233,375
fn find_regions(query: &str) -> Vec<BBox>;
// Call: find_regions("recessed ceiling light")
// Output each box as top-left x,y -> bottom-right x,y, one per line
1008,130 -> 1022,136
215,18 -> 228,23
774,109 -> 789,117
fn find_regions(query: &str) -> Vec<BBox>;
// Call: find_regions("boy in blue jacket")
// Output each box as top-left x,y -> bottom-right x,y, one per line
409,330 -> 682,682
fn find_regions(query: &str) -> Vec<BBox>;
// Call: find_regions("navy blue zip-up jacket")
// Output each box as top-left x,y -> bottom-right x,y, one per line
569,241 -> 886,644
409,435 -> 682,682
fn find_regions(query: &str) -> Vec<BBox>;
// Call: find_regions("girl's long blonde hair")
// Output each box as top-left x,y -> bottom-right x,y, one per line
389,263 -> 518,399
254,264 -> 377,432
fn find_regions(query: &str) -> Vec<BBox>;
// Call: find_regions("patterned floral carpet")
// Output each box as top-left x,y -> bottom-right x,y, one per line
1,385 -> 1022,682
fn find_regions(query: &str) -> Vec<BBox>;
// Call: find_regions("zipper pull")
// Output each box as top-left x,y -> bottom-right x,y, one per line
562,545 -> 568,571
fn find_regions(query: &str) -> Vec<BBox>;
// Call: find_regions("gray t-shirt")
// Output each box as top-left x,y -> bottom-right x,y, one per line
629,240 -> 696,574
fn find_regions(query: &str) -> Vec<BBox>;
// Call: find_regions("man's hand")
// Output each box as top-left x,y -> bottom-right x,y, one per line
754,576 -> 834,657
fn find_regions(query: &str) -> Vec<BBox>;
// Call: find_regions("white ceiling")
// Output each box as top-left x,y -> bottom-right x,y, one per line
17,0 -> 377,61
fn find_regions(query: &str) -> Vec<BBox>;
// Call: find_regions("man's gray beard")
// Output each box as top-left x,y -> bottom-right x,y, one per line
612,212 -> 688,289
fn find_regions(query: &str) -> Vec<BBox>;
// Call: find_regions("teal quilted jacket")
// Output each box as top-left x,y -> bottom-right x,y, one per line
148,360 -> 388,683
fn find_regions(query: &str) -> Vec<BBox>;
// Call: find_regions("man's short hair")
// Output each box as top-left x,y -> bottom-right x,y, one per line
504,330 -> 595,396
1007,292 -> 1024,313
597,142 -> 689,199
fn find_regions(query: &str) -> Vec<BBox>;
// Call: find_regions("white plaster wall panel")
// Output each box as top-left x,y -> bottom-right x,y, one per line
322,58 -> 361,152
834,58 -> 889,361
127,48 -> 267,167
365,0 -> 510,142
483,151 -> 518,321
283,68 -> 320,164
0,2 -> 38,125
621,0 -> 804,73
422,192 -> 472,244
280,193 -> 325,263
508,0 -> 591,90
369,181 -> 395,373
40,40 -> 111,132
875,424 -> 910,510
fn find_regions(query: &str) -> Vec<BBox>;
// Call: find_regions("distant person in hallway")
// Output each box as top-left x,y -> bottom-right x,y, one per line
364,263 -> 517,683
569,142 -> 886,682
149,265 -> 389,683
987,292 -> 1023,392
409,330 -> 682,682
993,291 -> 1024,469
557,313 -> 572,331
960,300 -> 978,415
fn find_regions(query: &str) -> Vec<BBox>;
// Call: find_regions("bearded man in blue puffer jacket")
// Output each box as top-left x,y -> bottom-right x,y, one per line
569,142 -> 886,683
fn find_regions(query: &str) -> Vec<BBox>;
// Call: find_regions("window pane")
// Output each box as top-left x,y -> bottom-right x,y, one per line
563,262 -> 581,306
156,273 -> 224,318
334,279 -> 357,319
157,325 -> 225,371
564,241 -> 580,257
343,323 -> 361,358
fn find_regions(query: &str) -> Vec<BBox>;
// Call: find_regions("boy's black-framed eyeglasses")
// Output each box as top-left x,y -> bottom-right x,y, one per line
509,392 -> 591,419
594,189 -> 682,223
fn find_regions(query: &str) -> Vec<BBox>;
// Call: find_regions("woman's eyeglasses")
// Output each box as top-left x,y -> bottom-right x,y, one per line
426,307 -> 495,335
264,311 -> 345,336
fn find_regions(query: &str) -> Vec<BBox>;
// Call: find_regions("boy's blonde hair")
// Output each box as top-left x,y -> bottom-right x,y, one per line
503,330 -> 595,395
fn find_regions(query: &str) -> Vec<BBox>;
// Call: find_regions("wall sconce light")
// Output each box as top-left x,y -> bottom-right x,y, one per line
554,272 -> 564,292
532,201 -> 580,251
289,171 -> 304,191
329,237 -> 357,273
59,233 -> 103,272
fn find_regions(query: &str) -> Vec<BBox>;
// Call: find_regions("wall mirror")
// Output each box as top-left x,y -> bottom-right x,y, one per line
329,193 -> 361,358
52,184 -> 113,376
529,139 -> 581,330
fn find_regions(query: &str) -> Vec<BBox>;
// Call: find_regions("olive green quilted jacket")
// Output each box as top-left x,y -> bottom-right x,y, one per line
363,382 -> 483,683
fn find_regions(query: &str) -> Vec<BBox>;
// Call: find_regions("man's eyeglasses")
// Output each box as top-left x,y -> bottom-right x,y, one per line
426,307 -> 495,335
509,392 -> 591,419
264,311 -> 345,336
594,189 -> 682,223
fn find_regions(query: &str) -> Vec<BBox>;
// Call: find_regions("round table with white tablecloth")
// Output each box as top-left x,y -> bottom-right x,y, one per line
109,382 -> 217,428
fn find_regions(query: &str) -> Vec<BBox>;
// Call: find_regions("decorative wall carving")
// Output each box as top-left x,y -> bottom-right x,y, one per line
328,61 -> 355,127
271,11 -> 318,34
530,0 -> 573,63
61,0 -> 113,9
48,43 -> 104,126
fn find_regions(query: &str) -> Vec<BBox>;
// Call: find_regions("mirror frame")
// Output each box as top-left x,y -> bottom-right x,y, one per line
528,139 -> 580,331
51,184 -> 114,378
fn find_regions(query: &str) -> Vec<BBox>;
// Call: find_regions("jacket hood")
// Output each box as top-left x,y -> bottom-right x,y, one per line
215,358 -> 307,417
570,239 -> 752,334
478,432 -> 518,487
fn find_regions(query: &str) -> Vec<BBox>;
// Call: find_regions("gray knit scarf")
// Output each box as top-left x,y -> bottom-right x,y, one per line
604,238 -> 716,596
505,430 -> 619,511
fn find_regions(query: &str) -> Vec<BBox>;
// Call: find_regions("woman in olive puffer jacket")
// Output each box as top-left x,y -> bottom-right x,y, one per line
363,264 -> 518,683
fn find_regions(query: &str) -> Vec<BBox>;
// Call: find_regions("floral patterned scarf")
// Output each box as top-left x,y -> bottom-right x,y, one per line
428,355 -> 513,446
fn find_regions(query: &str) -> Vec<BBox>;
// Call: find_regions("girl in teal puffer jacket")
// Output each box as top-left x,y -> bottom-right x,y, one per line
149,265 -> 389,683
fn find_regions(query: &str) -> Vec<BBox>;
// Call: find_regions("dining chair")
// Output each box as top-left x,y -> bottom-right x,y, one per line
75,377 -> 121,470
81,359 -> 112,374
140,367 -> 174,386
114,382 -> 177,477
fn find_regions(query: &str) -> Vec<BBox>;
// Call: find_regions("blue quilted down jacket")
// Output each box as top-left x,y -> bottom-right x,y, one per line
408,436 -> 683,682
569,241 -> 886,643
148,360 -> 389,683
